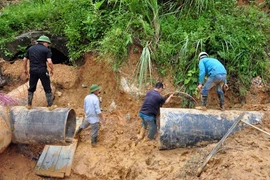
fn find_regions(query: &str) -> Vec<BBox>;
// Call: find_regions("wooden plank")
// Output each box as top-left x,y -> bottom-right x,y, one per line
35,118 -> 80,178
41,146 -> 63,170
35,145 -> 49,171
55,148 -> 69,173
63,139 -> 78,176
35,169 -> 65,178
35,145 -> 65,178
35,145 -> 62,172
35,142 -> 78,178
54,139 -> 78,173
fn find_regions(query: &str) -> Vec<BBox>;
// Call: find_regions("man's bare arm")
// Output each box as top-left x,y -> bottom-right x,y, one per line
47,58 -> 54,75
164,93 -> 174,104
23,57 -> 28,73
98,113 -> 105,123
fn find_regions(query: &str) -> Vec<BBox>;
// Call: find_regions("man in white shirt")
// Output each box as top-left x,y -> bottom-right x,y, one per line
74,84 -> 104,146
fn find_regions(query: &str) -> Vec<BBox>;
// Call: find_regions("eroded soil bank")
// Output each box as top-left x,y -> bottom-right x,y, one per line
1,52 -> 270,180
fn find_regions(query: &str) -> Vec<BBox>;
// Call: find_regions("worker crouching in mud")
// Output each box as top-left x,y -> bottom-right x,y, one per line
74,84 -> 104,146
138,82 -> 174,141
196,52 -> 229,111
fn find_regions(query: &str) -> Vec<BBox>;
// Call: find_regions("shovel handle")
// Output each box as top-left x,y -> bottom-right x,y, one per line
197,112 -> 245,177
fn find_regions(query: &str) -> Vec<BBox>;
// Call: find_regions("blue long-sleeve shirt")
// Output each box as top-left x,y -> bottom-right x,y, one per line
84,94 -> 102,124
199,57 -> 227,84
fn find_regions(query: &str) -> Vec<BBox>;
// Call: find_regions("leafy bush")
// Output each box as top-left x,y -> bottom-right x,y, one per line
156,1 -> 270,98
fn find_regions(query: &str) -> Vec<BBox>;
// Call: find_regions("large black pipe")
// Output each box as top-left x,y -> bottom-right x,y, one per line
159,108 -> 263,150
10,106 -> 76,145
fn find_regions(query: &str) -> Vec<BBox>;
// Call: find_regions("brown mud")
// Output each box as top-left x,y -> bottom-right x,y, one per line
0,46 -> 270,180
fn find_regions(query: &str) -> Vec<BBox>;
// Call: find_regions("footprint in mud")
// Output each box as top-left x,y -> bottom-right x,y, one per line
145,157 -> 154,166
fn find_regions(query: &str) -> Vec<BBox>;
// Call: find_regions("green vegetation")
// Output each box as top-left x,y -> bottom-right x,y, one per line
1,0 -> 270,100
136,45 -> 152,89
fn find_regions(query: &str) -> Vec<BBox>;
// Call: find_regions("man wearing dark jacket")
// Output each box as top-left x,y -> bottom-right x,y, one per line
23,35 -> 55,110
138,82 -> 174,140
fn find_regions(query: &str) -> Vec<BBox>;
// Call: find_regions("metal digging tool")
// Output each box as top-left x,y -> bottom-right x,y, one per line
196,112 -> 246,177
241,120 -> 270,136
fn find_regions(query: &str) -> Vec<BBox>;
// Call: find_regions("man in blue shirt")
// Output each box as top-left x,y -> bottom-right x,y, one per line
138,82 -> 174,140
196,52 -> 229,111
74,84 -> 104,146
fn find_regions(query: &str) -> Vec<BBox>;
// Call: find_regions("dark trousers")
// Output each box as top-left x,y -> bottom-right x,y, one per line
28,71 -> 52,93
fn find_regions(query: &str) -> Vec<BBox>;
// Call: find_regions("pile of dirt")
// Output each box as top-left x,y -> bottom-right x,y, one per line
1,47 -> 270,180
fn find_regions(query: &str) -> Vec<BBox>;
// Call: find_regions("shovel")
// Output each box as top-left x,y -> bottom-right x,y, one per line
197,112 -> 245,177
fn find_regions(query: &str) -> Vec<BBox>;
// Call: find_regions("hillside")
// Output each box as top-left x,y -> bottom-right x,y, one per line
0,47 -> 270,179
1,0 -> 270,179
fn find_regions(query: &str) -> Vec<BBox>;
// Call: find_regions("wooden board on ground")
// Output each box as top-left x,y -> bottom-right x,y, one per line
34,117 -> 83,178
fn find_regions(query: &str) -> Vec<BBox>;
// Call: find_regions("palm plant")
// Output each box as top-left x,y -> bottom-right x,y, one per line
136,44 -> 152,90
147,0 -> 160,49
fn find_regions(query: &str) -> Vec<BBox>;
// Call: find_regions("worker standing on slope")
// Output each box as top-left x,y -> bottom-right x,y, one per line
23,35 -> 56,110
74,84 -> 104,146
196,52 -> 229,111
138,82 -> 174,141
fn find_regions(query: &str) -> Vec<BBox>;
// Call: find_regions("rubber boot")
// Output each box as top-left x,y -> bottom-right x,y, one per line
137,127 -> 146,140
91,136 -> 97,146
26,92 -> 34,110
218,93 -> 225,111
195,95 -> 207,111
74,128 -> 83,139
46,92 -> 57,111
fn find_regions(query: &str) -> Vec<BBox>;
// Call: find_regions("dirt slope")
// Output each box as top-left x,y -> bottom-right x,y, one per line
1,48 -> 270,180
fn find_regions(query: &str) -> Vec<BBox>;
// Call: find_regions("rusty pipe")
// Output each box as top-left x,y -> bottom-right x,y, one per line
0,106 -> 76,153
0,80 -> 75,153
10,106 -> 76,145
0,106 -> 11,153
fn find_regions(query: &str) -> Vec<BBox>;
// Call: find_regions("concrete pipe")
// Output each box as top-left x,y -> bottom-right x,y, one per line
10,106 -> 76,145
0,106 -> 12,153
159,108 -> 264,150
8,81 -> 56,106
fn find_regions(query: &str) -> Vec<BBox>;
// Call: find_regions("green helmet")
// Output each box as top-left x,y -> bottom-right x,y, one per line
37,35 -> 51,44
89,84 -> 100,93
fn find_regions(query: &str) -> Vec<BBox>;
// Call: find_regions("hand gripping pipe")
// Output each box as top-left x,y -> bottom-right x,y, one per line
0,106 -> 76,153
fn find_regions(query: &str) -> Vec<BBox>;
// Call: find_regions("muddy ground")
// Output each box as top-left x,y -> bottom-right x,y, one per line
0,47 -> 270,180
